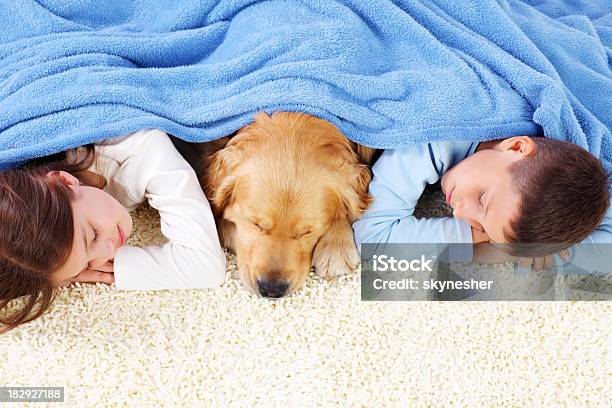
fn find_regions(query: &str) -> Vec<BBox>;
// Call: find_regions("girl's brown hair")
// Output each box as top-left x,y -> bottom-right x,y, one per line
0,145 -> 105,334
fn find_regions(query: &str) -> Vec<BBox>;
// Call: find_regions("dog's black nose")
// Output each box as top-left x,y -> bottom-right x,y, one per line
257,278 -> 289,298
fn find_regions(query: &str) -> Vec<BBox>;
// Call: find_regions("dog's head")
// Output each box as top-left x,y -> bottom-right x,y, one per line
202,112 -> 372,297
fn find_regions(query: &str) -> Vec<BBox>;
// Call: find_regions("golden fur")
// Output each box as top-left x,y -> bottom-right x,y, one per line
198,112 -> 376,296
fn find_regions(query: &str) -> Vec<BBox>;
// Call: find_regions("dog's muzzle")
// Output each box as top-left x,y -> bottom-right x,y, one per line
257,278 -> 289,298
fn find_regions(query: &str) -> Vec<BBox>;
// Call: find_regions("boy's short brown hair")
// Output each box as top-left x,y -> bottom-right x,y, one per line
503,137 -> 610,257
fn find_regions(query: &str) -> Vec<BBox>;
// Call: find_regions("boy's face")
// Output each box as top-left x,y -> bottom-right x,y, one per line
440,136 -> 536,244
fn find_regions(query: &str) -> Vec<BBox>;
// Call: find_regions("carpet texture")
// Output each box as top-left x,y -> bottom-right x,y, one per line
0,187 -> 610,406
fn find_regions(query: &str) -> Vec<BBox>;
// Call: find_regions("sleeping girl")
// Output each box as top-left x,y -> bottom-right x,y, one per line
0,129 -> 226,333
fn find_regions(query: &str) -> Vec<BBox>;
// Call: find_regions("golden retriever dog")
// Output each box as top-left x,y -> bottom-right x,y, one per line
190,112 -> 377,298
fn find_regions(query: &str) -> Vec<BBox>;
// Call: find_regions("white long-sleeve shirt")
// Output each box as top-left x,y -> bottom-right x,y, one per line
89,129 -> 226,290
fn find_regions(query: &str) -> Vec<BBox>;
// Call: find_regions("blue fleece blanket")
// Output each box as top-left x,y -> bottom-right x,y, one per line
0,0 -> 610,170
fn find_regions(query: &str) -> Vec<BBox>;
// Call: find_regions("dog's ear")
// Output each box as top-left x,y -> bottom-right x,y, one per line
337,162 -> 373,222
310,119 -> 374,222
344,144 -> 377,221
200,114 -> 269,215
200,144 -> 241,216
353,144 -> 378,165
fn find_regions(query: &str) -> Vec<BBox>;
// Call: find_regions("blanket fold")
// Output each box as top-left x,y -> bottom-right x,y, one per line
0,0 -> 610,170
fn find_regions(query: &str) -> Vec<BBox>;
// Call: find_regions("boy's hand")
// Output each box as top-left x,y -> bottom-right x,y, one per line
57,261 -> 115,287
515,250 -> 571,272
472,243 -> 572,272
471,227 -> 490,244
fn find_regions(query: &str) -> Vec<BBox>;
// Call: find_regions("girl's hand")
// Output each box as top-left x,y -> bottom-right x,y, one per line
57,261 -> 115,287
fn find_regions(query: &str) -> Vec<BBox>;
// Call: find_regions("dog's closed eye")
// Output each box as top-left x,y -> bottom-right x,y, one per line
249,218 -> 274,234
250,220 -> 264,232
292,229 -> 313,240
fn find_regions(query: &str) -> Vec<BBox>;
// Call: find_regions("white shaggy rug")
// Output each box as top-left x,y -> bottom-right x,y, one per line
1,187 -> 610,406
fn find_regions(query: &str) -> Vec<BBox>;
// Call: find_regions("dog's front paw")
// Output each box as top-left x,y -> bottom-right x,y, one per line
312,220 -> 360,279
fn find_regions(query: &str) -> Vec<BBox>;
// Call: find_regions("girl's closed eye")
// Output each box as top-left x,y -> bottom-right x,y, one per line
478,191 -> 485,206
92,226 -> 100,243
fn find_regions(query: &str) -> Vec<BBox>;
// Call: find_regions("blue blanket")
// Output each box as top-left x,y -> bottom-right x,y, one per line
1,0 -> 610,170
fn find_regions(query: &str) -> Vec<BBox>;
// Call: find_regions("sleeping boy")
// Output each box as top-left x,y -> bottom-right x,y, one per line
352,136 -> 611,274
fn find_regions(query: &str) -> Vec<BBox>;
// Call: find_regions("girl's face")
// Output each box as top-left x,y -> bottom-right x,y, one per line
48,171 -> 132,285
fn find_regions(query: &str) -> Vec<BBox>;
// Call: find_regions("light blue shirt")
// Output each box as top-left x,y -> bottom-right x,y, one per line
352,141 -> 612,275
